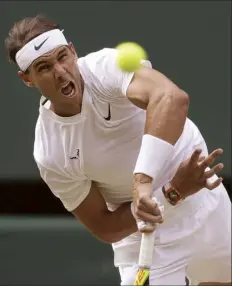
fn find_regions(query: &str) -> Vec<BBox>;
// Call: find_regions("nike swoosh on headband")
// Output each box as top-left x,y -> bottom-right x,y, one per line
34,37 -> 49,51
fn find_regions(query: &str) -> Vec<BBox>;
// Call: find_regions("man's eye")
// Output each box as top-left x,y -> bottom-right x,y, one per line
38,65 -> 49,72
58,54 -> 67,61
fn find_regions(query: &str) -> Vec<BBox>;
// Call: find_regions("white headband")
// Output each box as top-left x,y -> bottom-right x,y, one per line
15,29 -> 68,71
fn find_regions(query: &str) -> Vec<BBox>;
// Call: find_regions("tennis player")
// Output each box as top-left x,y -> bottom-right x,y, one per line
5,14 -> 231,285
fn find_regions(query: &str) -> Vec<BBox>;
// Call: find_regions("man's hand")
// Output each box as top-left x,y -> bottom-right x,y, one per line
132,148 -> 224,233
171,148 -> 224,198
132,175 -> 163,233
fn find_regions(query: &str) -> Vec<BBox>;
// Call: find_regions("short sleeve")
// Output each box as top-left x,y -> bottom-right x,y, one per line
78,48 -> 152,99
37,163 -> 92,212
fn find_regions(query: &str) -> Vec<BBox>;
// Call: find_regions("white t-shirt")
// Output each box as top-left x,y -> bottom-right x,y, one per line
33,48 -> 221,265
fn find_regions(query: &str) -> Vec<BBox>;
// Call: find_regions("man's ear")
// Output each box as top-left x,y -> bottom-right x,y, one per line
68,42 -> 78,58
18,71 -> 35,88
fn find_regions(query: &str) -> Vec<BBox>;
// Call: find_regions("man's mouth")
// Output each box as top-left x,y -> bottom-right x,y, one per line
60,81 -> 76,98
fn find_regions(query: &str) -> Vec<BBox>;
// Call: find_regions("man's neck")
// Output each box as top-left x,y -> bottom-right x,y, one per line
50,101 -> 82,117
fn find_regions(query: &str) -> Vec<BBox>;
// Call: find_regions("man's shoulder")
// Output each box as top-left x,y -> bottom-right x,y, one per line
33,116 -> 52,170
79,47 -> 117,64
33,115 -> 62,170
78,48 -> 118,77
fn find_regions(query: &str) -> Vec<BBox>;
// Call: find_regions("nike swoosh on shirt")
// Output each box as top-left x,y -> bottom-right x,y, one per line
34,37 -> 49,51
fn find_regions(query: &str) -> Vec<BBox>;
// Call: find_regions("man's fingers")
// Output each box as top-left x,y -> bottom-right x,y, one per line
140,225 -> 156,233
199,149 -> 223,170
189,149 -> 202,165
206,177 -> 223,190
138,198 -> 161,216
204,163 -> 224,179
135,209 -> 163,225
137,218 -> 163,233
198,156 -> 206,163
138,196 -> 161,214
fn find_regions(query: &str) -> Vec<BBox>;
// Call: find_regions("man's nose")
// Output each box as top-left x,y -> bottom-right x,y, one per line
54,64 -> 66,80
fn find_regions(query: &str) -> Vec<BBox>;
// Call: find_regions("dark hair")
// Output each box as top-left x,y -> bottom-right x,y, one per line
5,14 -> 60,64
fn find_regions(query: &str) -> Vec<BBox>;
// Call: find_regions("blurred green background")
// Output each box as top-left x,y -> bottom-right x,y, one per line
0,1 -> 231,285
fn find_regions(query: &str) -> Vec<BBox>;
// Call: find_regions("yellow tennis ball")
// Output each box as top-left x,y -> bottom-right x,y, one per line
116,42 -> 147,72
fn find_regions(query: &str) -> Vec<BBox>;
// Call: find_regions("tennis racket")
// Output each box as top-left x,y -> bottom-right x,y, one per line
133,231 -> 155,285
134,198 -> 164,286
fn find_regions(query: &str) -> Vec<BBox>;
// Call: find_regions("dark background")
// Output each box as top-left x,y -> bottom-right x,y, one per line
0,1 -> 231,285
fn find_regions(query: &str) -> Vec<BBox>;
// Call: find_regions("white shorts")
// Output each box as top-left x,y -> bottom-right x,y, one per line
119,187 -> 231,285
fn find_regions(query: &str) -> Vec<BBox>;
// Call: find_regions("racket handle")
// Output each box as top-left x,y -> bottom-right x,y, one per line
138,198 -> 164,269
138,232 -> 155,269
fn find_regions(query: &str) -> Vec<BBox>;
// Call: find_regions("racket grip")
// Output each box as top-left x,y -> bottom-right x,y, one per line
138,197 -> 163,269
138,232 -> 155,269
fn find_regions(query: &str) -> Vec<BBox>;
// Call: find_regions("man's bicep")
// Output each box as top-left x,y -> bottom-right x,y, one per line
72,183 -> 110,235
126,66 -> 181,109
125,66 -> 152,109
38,164 -> 111,239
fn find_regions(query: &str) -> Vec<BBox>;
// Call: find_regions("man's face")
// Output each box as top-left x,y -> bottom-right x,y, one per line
19,44 -> 82,103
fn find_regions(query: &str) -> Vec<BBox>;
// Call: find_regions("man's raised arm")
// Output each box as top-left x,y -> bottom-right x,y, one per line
126,66 -> 189,232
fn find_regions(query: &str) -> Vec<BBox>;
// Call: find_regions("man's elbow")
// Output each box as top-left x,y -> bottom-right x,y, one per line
90,225 -> 125,244
101,236 -> 119,244
167,88 -> 189,114
95,231 -> 122,244
149,85 -> 189,114
150,87 -> 189,118
176,89 -> 189,111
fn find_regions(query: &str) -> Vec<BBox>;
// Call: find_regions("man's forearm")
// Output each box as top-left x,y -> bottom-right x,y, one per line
134,90 -> 189,186
127,67 -> 189,184
97,202 -> 137,244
